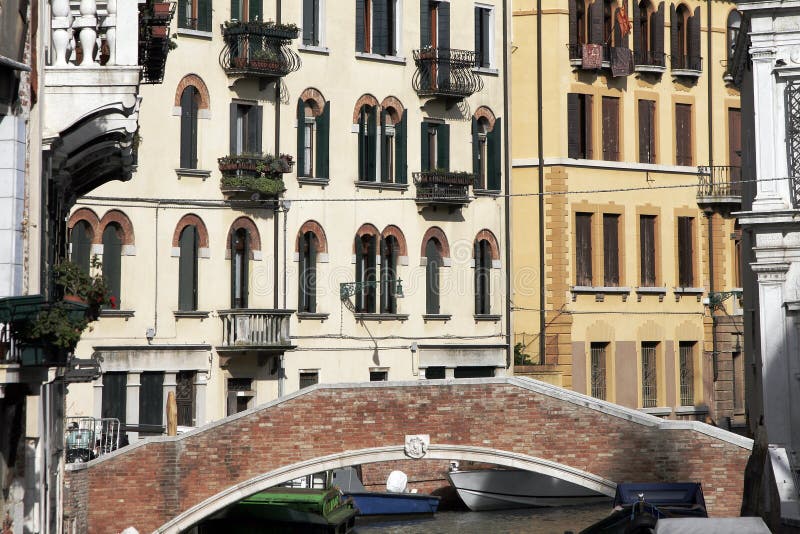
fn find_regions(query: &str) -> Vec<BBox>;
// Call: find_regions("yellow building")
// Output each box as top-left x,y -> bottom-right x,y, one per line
511,0 -> 745,425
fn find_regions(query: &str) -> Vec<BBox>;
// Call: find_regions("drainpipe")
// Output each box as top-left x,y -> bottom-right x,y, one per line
707,209 -> 717,381
706,0 -> 718,385
273,0 -> 281,310
502,0 -> 512,370
537,0 -> 546,364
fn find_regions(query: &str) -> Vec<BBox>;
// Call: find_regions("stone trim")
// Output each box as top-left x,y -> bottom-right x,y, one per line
475,229 -> 501,261
420,226 -> 450,259
99,209 -> 135,245
381,225 -> 408,256
296,220 -> 328,253
353,223 -> 380,252
474,105 -> 497,132
174,74 -> 210,110
380,96 -> 405,123
172,214 -> 210,248
68,208 -> 100,241
228,216 -> 262,257
299,87 -> 327,117
352,94 -> 380,123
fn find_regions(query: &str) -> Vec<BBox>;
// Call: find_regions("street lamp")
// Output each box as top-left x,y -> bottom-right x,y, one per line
339,279 -> 405,300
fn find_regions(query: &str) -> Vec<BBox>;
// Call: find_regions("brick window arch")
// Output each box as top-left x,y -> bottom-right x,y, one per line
172,214 -> 210,249
352,94 -> 380,124
474,106 -> 497,133
380,225 -> 407,257
474,229 -> 500,261
228,217 -> 261,258
296,220 -> 328,254
68,208 -> 100,243
174,74 -> 210,110
420,227 -> 450,259
99,210 -> 135,245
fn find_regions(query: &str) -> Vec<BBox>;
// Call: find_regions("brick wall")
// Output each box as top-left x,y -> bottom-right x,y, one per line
64,381 -> 751,533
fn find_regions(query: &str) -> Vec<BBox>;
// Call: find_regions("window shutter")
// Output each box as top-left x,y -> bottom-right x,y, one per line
367,234 -> 378,313
308,234 -> 317,312
652,3 -> 665,61
688,6 -> 701,67
640,216 -> 656,286
675,103 -> 692,166
602,97 -> 619,162
356,0 -> 366,52
181,88 -> 198,168
395,109 -> 407,184
632,0 -> 641,55
420,0 -> 431,47
589,0 -> 603,44
373,0 -> 388,55
472,117 -> 480,184
230,102 -> 238,155
139,372 -> 164,427
303,0 -> 314,44
568,93 -> 580,159
242,231 -> 250,307
678,217 -> 693,286
231,0 -> 240,23
315,101 -> 330,179
569,0 -> 578,49
603,214 -> 619,286
614,8 -> 622,48
358,106 -> 367,180
474,241 -> 481,314
229,231 -> 236,307
576,213 -> 593,286
249,0 -> 261,22
638,99 -> 650,163
380,109 -> 389,182
102,226 -> 122,308
249,105 -> 262,154
367,105 -> 377,181
102,372 -> 127,425
179,226 -> 198,311
488,118 -> 501,190
420,121 -> 430,171
474,7 -> 482,63
480,240 -> 492,313
198,0 -> 210,31
648,101 -> 656,162
584,95 -> 594,159
380,237 -> 389,313
670,3 -> 678,66
298,234 -> 307,311
481,9 -> 491,66
437,123 -> 450,171
296,98 -> 306,177
355,235 -> 364,312
178,0 -> 188,27
426,240 -> 440,314
438,1 -> 450,49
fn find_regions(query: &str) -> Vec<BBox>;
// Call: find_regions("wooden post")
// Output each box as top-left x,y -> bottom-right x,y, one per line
166,391 -> 177,436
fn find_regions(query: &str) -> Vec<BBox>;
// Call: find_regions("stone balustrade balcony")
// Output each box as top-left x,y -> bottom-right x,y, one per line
217,309 -> 294,353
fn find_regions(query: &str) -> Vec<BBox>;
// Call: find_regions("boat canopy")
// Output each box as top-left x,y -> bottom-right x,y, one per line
614,483 -> 706,509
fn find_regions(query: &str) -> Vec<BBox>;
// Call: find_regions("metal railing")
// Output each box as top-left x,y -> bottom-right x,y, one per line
634,50 -> 666,68
697,166 -> 741,200
218,309 -> 293,349
220,24 -> 301,78
671,54 -> 702,72
0,323 -> 19,364
64,417 -> 121,463
412,48 -> 484,99
413,171 -> 474,205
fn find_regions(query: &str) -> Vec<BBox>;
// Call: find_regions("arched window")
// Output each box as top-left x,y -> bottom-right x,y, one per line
69,221 -> 92,274
298,231 -> 318,313
178,225 -> 198,311
355,233 -> 378,313
380,236 -> 399,314
180,86 -> 199,169
379,105 -> 408,184
727,10 -> 741,64
675,4 -> 688,60
358,104 -> 378,182
670,4 -> 699,71
296,93 -> 330,180
425,239 -> 442,315
603,0 -> 614,47
472,111 -> 501,191
474,239 -> 492,315
230,228 -> 249,309
633,0 -> 664,67
102,224 -> 122,309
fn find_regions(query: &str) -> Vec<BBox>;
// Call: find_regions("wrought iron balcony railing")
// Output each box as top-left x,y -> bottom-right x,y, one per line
634,50 -> 666,69
220,22 -> 301,78
413,170 -> 474,207
671,54 -> 702,73
412,48 -> 484,99
697,166 -> 741,205
218,309 -> 294,351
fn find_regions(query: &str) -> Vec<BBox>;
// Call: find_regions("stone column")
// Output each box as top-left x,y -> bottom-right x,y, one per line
92,376 -> 103,419
125,372 -> 140,441
195,372 -> 208,427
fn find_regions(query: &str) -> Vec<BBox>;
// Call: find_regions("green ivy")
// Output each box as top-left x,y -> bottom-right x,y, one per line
221,175 -> 286,197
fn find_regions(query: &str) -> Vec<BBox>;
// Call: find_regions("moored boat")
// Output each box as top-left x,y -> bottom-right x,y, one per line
446,467 -> 610,511
332,467 -> 441,517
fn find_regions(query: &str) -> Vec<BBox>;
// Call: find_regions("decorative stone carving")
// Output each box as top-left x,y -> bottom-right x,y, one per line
404,434 -> 430,459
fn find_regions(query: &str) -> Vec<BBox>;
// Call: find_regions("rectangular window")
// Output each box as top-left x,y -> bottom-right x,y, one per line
233,103 -> 262,155
601,96 -> 620,162
370,370 -> 388,381
231,0 -> 262,22
675,103 -> 693,166
357,0 -> 398,55
677,216 -> 694,286
590,342 -> 607,400
638,99 -> 656,164
575,212 -> 593,286
454,366 -> 495,378
299,371 -> 319,389
424,367 -> 446,379
568,93 -> 593,159
139,372 -> 164,434
101,372 -> 127,426
639,215 -> 657,286
227,377 -> 254,416
303,118 -> 314,177
178,0 -> 211,31
303,0 -> 321,46
475,5 -> 494,68
421,122 -> 449,172
176,371 -> 196,427
603,214 -> 620,286
641,341 -> 658,408
679,341 -> 695,406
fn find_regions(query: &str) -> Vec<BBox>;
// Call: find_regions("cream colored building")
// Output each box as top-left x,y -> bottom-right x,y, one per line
66,0 -> 510,437
510,0 -> 745,425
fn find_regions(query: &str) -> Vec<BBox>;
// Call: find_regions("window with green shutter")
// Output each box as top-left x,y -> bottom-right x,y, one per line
178,225 -> 198,311
358,105 -> 378,181
180,87 -> 199,169
298,231 -> 318,313
230,228 -> 249,309
303,0 -> 321,46
425,239 -> 441,314
102,224 -> 122,309
179,0 -> 212,31
474,239 -> 492,315
69,221 -> 92,274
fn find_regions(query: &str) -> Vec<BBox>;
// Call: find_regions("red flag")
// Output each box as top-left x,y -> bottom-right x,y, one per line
617,3 -> 632,38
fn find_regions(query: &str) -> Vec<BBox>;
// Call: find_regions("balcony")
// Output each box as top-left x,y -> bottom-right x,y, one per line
413,170 -> 474,209
217,309 -> 294,352
634,50 -> 666,73
697,166 -> 741,207
412,48 -> 484,100
671,55 -> 702,77
218,154 -> 293,199
220,22 -> 301,79
139,1 -> 176,84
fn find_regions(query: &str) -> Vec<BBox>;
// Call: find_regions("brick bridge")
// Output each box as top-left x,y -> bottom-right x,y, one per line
63,377 -> 752,533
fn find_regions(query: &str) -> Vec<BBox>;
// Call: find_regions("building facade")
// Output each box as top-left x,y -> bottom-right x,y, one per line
65,0 -> 510,440
510,0 -> 744,425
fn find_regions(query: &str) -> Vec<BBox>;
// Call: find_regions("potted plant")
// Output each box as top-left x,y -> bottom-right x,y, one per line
250,48 -> 280,70
52,257 -> 113,317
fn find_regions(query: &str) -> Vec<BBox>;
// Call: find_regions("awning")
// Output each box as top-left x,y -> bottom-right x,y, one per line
0,295 -> 46,323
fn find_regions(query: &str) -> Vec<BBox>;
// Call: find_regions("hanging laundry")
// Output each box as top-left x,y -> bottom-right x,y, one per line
611,47 -> 634,77
582,44 -> 603,69
617,3 -> 632,38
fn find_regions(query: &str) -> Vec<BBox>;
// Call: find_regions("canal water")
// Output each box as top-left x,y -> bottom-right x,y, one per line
353,503 -> 612,533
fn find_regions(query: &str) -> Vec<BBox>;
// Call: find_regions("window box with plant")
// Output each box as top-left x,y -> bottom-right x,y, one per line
218,153 -> 294,199
221,20 -> 301,77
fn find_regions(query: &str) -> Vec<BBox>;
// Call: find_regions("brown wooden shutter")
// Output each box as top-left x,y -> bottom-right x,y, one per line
603,214 -> 619,286
568,93 -> 580,159
584,94 -> 594,159
638,99 -> 656,164
632,0 -> 641,57
652,3 -> 665,65
675,103 -> 692,166
678,217 -> 694,286
569,0 -> 578,50
576,213 -> 593,286
648,101 -> 656,162
729,108 -> 742,185
688,6 -> 701,69
589,0 -> 604,44
602,96 -> 619,161
670,3 -> 678,67
640,215 -> 656,286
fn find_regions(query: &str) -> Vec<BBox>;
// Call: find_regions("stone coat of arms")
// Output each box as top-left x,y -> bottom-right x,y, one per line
404,434 -> 430,459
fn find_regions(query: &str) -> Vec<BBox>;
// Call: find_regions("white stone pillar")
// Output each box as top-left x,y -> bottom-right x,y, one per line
195,372 -> 208,427
92,376 -> 103,419
125,371 -> 140,441
752,262 -> 791,446
74,0 -> 98,66
50,0 -> 73,66
103,0 -> 117,65
113,0 -> 138,65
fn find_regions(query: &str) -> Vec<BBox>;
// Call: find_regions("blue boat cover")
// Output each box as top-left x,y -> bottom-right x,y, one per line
613,483 -> 705,509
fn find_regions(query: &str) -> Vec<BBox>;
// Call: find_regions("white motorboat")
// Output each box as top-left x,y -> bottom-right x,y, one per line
446,467 -> 610,511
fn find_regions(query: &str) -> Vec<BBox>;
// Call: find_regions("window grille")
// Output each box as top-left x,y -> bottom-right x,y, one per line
679,342 -> 695,406
228,378 -> 253,392
590,342 -> 607,400
176,371 -> 196,427
299,371 -> 318,389
785,81 -> 800,207
641,342 -> 658,408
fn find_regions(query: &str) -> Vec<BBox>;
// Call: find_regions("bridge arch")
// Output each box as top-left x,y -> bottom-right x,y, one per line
158,445 -> 615,533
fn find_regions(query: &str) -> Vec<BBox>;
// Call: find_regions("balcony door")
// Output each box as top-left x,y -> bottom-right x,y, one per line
420,1 -> 450,89
231,228 -> 250,309
728,108 -> 742,186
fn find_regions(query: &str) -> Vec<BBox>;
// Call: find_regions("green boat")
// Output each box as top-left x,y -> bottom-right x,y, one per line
197,487 -> 357,533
